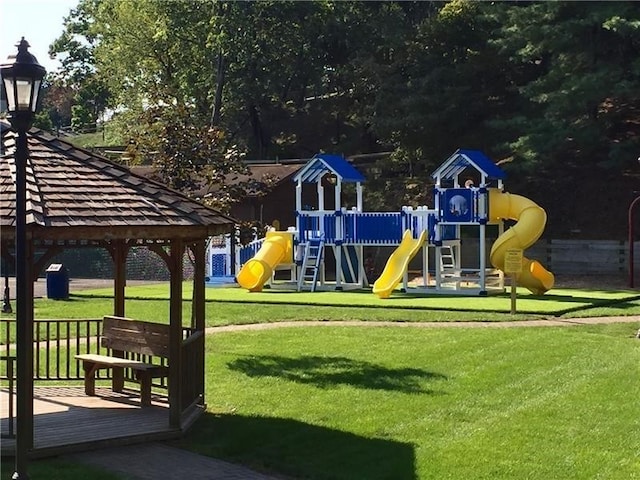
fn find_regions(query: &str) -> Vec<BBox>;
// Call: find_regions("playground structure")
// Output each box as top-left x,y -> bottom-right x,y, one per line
210,150 -> 554,296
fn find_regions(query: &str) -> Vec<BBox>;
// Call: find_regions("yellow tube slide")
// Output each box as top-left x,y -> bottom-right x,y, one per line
488,189 -> 554,295
373,230 -> 427,299
237,231 -> 293,292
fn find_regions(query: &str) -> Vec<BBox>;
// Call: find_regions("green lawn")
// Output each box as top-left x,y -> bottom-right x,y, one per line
1,281 -> 636,344
70,281 -> 640,319
2,283 -> 640,479
202,283 -> 640,316
176,324 -> 640,480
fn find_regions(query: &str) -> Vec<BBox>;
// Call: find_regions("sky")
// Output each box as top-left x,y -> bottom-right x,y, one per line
0,0 -> 79,74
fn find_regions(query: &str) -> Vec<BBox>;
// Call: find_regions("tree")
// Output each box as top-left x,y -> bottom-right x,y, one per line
46,0 -> 640,220
87,0 -> 398,159
493,2 -> 640,173
206,0 -> 342,157
134,104 -> 271,215
357,1 -> 514,208
49,0 -> 112,133
35,80 -> 74,132
372,2 -> 512,165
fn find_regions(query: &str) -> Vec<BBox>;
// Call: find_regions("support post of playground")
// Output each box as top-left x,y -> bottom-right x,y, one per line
504,249 -> 523,315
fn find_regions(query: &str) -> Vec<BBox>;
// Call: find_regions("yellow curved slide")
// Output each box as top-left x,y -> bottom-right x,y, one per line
488,189 -> 554,295
237,231 -> 293,292
373,230 -> 427,299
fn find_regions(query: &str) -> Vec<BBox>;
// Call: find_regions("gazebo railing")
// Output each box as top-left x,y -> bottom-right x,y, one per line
0,318 -> 192,389
0,318 -> 103,382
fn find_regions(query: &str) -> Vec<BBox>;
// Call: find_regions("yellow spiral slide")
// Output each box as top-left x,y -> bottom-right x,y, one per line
237,231 -> 293,292
488,189 -> 554,295
373,230 -> 427,299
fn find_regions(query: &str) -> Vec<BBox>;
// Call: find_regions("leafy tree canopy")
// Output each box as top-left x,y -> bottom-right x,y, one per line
35,0 -> 640,217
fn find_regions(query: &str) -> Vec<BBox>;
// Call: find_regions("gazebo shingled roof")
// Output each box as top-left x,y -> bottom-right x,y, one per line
0,120 -> 235,240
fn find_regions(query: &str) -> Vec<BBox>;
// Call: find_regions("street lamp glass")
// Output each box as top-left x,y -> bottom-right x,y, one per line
1,37 -> 46,117
3,77 -> 42,112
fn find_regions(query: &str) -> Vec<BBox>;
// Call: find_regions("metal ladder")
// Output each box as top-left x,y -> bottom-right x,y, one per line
297,238 -> 324,292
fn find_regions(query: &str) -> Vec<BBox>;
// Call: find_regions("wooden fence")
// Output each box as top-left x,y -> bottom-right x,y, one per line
384,239 -> 640,277
461,239 -> 639,275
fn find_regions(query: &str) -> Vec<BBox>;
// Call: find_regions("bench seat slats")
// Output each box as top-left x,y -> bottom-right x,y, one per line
75,354 -> 168,374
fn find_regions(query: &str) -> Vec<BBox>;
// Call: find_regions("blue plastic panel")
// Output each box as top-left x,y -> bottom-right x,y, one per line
442,188 -> 474,222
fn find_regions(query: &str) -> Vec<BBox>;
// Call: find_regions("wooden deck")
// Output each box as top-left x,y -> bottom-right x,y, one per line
1,386 -> 184,458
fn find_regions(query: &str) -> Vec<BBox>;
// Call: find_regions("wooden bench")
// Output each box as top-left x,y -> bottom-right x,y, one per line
75,316 -> 170,407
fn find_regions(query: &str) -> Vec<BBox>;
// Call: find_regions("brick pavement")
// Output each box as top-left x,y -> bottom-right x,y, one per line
65,443 -> 284,480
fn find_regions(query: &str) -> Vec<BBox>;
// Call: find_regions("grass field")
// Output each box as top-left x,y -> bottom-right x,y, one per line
2,282 -> 640,479
68,281 -> 640,319
175,323 -> 640,479
202,283 -> 640,316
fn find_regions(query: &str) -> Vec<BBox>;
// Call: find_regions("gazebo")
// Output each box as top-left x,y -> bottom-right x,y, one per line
0,120 -> 235,455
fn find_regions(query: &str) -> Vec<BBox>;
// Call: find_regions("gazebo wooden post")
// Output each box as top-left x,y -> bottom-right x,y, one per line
192,240 -> 206,331
108,239 -> 129,392
192,240 -> 206,408
112,240 -> 128,317
168,238 -> 184,428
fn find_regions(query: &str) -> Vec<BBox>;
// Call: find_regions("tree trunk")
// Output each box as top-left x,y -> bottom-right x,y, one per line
210,51 -> 225,127
249,104 -> 267,158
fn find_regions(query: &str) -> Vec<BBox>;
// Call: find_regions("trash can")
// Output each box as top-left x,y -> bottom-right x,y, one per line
46,264 -> 69,300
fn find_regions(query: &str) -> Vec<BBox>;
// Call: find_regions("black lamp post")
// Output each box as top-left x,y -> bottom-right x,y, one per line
1,37 -> 46,480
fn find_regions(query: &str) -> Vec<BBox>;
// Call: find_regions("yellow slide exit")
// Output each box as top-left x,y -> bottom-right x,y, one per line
488,189 -> 554,295
373,230 -> 427,299
237,231 -> 293,292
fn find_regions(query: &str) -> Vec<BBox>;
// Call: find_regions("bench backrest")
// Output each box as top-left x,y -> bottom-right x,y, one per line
101,316 -> 170,358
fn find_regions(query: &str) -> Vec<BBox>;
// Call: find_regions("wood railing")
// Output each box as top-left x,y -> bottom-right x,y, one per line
180,329 -> 204,412
0,318 -> 192,390
1,318 -> 103,381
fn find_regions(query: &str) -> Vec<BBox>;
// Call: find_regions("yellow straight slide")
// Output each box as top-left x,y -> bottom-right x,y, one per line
488,189 -> 554,295
373,230 -> 426,299
237,231 -> 293,292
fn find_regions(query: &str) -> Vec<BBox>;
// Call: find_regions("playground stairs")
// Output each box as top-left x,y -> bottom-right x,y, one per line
298,238 -> 324,292
440,244 -> 458,277
439,244 -> 462,288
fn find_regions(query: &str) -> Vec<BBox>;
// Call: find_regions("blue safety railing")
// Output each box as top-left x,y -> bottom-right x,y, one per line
238,238 -> 264,265
231,205 -> 472,275
298,210 -> 441,245
350,212 -> 404,244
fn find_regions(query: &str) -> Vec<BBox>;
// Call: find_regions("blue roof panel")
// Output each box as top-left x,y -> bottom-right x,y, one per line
293,153 -> 366,183
457,149 -> 506,179
432,149 -> 506,181
317,154 -> 365,182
